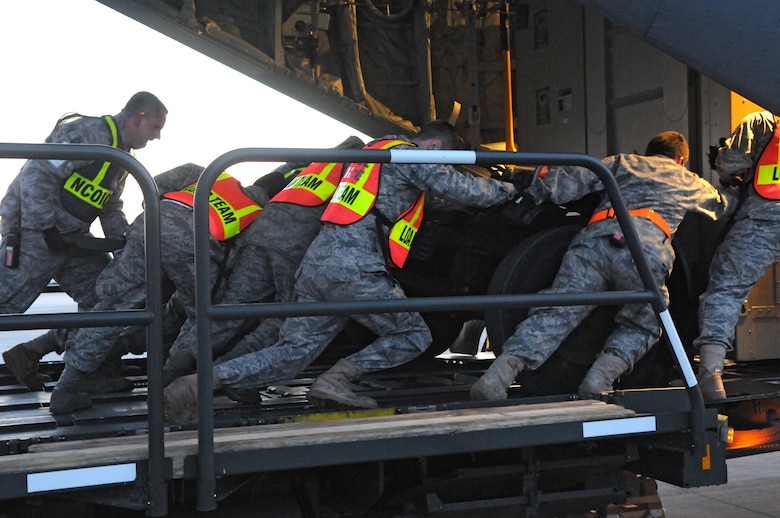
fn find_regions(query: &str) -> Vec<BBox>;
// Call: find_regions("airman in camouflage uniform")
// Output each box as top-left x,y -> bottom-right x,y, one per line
471,131 -> 738,401
163,121 -> 518,423
1,92 -> 167,391
161,137 -> 365,387
694,111 -> 780,402
49,163 -> 270,414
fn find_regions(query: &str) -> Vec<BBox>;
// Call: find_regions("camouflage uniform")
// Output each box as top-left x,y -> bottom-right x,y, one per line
500,153 -> 736,370
214,136 -> 517,388
62,164 -> 269,373
167,197 -> 327,362
0,114 -> 132,352
694,111 -> 780,352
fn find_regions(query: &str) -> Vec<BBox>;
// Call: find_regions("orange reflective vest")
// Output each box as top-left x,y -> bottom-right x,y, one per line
754,121 -> 780,200
163,173 -> 262,240
61,115 -> 127,223
321,139 -> 424,268
270,162 -> 343,206
387,191 -> 425,268
321,139 -> 408,223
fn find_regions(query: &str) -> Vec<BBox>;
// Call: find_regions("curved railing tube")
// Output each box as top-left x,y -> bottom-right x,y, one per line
193,148 -> 707,511
0,143 -> 166,517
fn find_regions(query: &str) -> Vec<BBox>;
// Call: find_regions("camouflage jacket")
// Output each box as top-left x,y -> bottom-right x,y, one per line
0,113 -> 132,238
525,153 -> 737,243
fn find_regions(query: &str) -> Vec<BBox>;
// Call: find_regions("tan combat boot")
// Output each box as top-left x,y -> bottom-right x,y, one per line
307,358 -> 378,410
470,354 -> 524,401
164,370 -> 221,424
697,344 -> 727,403
578,353 -> 629,393
2,334 -> 55,390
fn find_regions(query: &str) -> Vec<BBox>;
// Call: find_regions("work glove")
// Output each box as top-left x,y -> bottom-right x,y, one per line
509,170 -> 534,191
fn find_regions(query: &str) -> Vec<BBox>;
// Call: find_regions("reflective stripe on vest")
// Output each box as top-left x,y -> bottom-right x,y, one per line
321,139 -> 408,224
270,162 -> 343,206
754,122 -> 780,200
163,173 -> 262,240
388,192 -> 425,268
61,115 -> 127,223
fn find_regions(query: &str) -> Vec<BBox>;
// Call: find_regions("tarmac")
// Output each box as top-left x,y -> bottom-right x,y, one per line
656,450 -> 780,517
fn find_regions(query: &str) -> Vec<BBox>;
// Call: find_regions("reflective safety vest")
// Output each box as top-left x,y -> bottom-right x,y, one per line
321,139 -> 424,268
754,121 -> 780,200
387,191 -> 425,268
163,173 -> 262,240
270,162 -> 343,206
61,115 -> 127,223
321,139 -> 408,223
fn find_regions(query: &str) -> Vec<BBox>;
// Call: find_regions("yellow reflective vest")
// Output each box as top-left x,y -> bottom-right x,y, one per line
61,115 -> 127,223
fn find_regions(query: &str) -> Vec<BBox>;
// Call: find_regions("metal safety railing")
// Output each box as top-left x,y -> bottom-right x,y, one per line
0,143 -> 168,517
192,148 -> 708,512
0,145 -> 708,516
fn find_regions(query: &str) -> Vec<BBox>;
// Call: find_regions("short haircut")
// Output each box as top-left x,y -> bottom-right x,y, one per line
414,120 -> 462,150
123,91 -> 167,117
645,131 -> 689,163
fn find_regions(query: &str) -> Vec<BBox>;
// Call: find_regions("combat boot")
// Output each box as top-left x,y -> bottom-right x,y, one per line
162,352 -> 196,387
578,353 -> 630,393
164,370 -> 221,425
78,371 -> 134,394
49,389 -> 91,415
222,386 -> 262,404
98,344 -> 143,378
307,358 -> 378,410
470,354 -> 524,401
697,344 -> 727,403
2,334 -> 54,390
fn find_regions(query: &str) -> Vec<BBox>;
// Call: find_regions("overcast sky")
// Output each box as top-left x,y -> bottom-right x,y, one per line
0,0 -> 368,220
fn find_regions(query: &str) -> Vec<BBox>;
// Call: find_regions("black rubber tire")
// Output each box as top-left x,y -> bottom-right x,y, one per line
485,225 -> 617,395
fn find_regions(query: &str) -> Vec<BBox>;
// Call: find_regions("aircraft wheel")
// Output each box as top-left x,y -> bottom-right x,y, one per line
485,225 -> 615,395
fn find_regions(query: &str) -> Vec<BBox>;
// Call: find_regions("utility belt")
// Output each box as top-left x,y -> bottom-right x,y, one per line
61,232 -> 126,252
588,207 -> 671,239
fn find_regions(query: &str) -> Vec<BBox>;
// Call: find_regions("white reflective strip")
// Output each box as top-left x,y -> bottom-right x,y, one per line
27,463 -> 137,493
389,149 -> 477,164
582,416 -> 656,438
659,308 -> 697,387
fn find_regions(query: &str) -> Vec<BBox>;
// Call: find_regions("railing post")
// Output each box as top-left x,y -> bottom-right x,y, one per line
0,143 -> 166,515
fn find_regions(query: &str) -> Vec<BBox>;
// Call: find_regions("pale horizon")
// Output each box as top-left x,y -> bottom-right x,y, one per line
0,0 -> 369,221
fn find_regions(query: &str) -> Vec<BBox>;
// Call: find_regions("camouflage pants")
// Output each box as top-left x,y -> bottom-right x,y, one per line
0,229 -> 110,355
168,242 -> 284,362
502,234 -> 671,370
0,229 -> 109,313
215,265 -> 432,388
64,208 -> 225,372
694,217 -> 780,351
